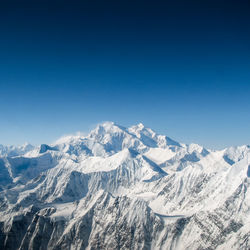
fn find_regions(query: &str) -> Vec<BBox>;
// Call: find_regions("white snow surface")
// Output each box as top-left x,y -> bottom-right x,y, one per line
0,122 -> 249,250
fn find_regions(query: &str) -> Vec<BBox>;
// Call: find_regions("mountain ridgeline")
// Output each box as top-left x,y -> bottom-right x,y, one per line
0,122 -> 249,249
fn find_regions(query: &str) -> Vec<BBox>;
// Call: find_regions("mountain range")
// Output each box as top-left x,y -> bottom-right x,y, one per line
0,122 -> 249,249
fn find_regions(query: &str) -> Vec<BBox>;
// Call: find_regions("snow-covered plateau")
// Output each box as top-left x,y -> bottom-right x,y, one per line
0,122 -> 249,249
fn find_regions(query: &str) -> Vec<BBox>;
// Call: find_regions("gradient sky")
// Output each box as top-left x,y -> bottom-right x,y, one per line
0,0 -> 250,149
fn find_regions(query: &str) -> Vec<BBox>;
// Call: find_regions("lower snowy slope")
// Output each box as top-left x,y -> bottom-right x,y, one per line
0,122 -> 249,250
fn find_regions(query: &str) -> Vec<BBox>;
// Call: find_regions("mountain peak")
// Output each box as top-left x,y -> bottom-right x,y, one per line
137,122 -> 145,129
130,122 -> 146,131
99,121 -> 115,128
1,122 -> 249,250
128,123 -> 156,139
90,121 -> 125,137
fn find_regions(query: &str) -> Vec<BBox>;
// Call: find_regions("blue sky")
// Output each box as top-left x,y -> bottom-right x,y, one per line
0,0 -> 250,149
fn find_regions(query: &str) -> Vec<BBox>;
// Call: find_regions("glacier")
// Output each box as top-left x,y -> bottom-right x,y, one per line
0,122 -> 249,249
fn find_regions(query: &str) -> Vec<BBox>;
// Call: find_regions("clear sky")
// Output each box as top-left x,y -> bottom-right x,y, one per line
0,0 -> 250,149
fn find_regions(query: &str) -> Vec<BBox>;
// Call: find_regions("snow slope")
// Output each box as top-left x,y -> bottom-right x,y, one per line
0,122 -> 249,249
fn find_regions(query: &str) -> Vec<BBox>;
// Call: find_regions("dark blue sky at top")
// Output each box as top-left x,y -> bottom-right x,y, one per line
0,0 -> 250,149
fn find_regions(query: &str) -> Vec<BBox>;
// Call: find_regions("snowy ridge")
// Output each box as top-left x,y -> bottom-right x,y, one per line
0,143 -> 34,157
0,122 -> 249,249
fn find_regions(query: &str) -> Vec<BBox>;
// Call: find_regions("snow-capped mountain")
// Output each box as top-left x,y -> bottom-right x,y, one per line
0,122 -> 249,250
0,143 -> 34,157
